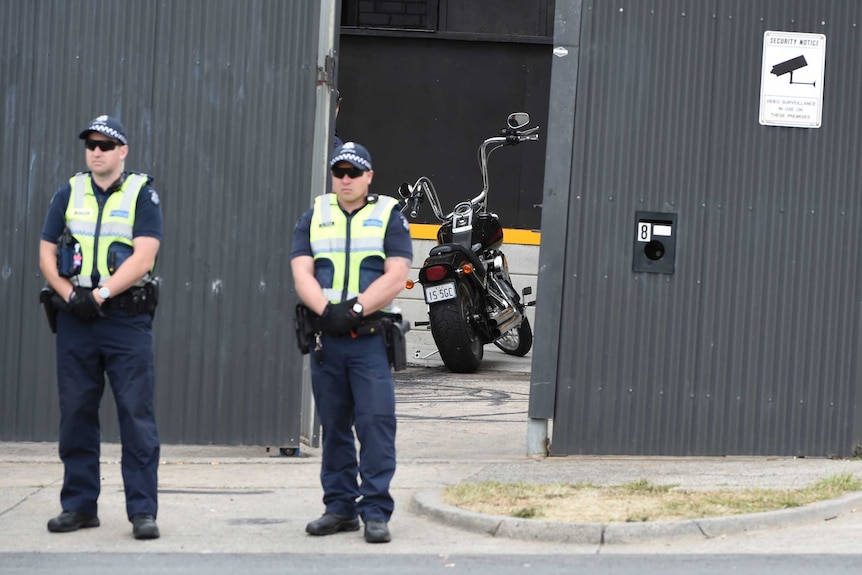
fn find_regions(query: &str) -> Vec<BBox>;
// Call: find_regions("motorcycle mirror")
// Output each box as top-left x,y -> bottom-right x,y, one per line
397,182 -> 412,198
507,112 -> 530,129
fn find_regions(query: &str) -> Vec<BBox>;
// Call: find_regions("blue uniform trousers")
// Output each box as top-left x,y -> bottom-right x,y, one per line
54,308 -> 160,520
310,332 -> 397,522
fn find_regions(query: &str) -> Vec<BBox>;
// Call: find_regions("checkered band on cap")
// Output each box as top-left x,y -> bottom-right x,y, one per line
79,115 -> 128,145
330,141 -> 372,170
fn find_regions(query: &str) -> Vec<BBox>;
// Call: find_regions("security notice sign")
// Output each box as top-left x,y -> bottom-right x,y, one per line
759,31 -> 826,128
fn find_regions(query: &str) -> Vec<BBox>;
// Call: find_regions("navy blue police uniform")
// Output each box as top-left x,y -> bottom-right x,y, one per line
40,128 -> 163,530
291,191 -> 412,530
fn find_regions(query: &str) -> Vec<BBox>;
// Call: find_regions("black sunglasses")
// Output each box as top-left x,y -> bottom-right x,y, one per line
331,165 -> 366,179
84,140 -> 120,152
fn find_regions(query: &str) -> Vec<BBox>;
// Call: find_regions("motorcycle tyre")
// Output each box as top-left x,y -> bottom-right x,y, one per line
493,316 -> 533,357
429,279 -> 484,373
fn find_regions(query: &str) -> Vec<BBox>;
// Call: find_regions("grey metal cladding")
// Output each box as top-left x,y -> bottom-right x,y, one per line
548,0 -> 862,456
0,0 -> 39,440
147,0 -> 318,447
0,0 -> 321,446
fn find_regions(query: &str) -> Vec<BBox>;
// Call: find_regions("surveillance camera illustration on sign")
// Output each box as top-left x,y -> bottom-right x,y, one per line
771,55 -> 816,86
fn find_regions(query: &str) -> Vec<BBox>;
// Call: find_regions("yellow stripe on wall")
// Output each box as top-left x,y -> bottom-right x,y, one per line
409,223 -> 541,246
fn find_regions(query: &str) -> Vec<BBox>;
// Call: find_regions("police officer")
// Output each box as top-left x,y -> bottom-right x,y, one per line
39,115 -> 162,540
291,142 -> 412,543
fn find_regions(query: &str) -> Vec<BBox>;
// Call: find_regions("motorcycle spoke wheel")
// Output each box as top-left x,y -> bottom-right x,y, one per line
493,316 -> 533,357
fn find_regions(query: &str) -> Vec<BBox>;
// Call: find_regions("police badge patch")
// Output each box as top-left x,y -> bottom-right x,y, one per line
150,190 -> 160,205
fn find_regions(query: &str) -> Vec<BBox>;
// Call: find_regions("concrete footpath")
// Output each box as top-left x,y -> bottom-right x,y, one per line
2,356 -> 862,555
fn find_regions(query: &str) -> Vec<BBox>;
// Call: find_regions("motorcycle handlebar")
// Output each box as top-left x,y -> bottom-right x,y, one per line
398,177 -> 447,222
399,117 -> 540,222
505,133 -> 540,145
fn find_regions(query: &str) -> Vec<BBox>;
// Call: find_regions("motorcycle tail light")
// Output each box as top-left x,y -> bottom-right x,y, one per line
425,265 -> 448,282
461,263 -> 474,275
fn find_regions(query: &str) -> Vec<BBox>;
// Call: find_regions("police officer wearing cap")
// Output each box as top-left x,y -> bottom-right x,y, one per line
291,142 -> 412,543
39,115 -> 163,540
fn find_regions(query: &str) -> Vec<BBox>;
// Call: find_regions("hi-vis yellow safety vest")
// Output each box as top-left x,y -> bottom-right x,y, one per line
309,193 -> 399,305
64,172 -> 153,287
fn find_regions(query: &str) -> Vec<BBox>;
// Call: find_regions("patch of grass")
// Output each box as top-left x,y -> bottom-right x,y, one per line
807,472 -> 862,494
511,507 -> 542,519
441,473 -> 862,523
619,479 -> 675,494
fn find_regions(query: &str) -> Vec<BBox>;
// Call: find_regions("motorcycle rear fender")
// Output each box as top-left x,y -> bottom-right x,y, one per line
425,244 -> 485,277
418,252 -> 458,284
421,244 -> 486,282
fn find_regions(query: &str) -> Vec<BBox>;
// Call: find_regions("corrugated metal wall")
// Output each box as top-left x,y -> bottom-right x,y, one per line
0,0 -> 324,446
1,0 -> 40,441
536,0 -> 862,456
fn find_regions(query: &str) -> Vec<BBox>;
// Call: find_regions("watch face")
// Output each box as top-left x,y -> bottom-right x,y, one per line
352,302 -> 363,314
99,287 -> 111,299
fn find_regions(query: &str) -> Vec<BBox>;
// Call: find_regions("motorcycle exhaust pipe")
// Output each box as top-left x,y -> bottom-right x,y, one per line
492,315 -> 523,338
489,305 -> 516,326
489,307 -> 523,338
487,274 -> 524,336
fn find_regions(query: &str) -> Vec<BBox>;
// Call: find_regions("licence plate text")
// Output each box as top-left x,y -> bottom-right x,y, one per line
424,282 -> 456,303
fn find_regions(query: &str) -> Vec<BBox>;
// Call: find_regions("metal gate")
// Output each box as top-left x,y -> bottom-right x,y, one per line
0,0 -> 331,446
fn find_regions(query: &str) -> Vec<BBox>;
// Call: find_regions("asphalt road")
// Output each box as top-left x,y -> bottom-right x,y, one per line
2,552 -> 862,575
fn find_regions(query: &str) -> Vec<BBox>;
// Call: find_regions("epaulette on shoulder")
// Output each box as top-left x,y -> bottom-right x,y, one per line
128,170 -> 153,182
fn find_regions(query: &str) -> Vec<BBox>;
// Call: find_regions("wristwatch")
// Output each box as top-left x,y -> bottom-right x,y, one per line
98,286 -> 111,300
351,301 -> 364,316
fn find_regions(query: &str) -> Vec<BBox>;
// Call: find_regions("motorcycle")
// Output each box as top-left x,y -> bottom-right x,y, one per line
398,112 -> 539,373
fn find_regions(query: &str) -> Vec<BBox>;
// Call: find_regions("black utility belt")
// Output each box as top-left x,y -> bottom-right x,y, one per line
351,314 -> 396,337
103,284 -> 159,316
294,304 -> 410,371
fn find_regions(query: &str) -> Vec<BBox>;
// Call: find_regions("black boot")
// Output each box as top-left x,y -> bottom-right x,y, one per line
363,519 -> 391,543
47,511 -> 100,533
305,513 -> 360,536
131,513 -> 160,540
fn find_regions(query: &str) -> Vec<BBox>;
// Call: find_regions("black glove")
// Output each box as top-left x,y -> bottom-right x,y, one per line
68,287 -> 104,321
318,298 -> 362,335
49,292 -> 69,312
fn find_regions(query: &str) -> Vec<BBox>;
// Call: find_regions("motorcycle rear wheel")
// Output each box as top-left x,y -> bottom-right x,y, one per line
493,316 -> 533,356
429,279 -> 484,373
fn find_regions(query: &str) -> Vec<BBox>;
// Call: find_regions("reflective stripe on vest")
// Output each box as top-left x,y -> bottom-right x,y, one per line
65,173 -> 150,287
309,194 -> 398,304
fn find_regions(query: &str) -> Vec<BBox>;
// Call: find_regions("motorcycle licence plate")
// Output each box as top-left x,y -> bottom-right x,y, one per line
424,282 -> 456,304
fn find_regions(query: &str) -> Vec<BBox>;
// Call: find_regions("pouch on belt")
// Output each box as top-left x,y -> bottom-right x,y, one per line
39,286 -> 67,334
